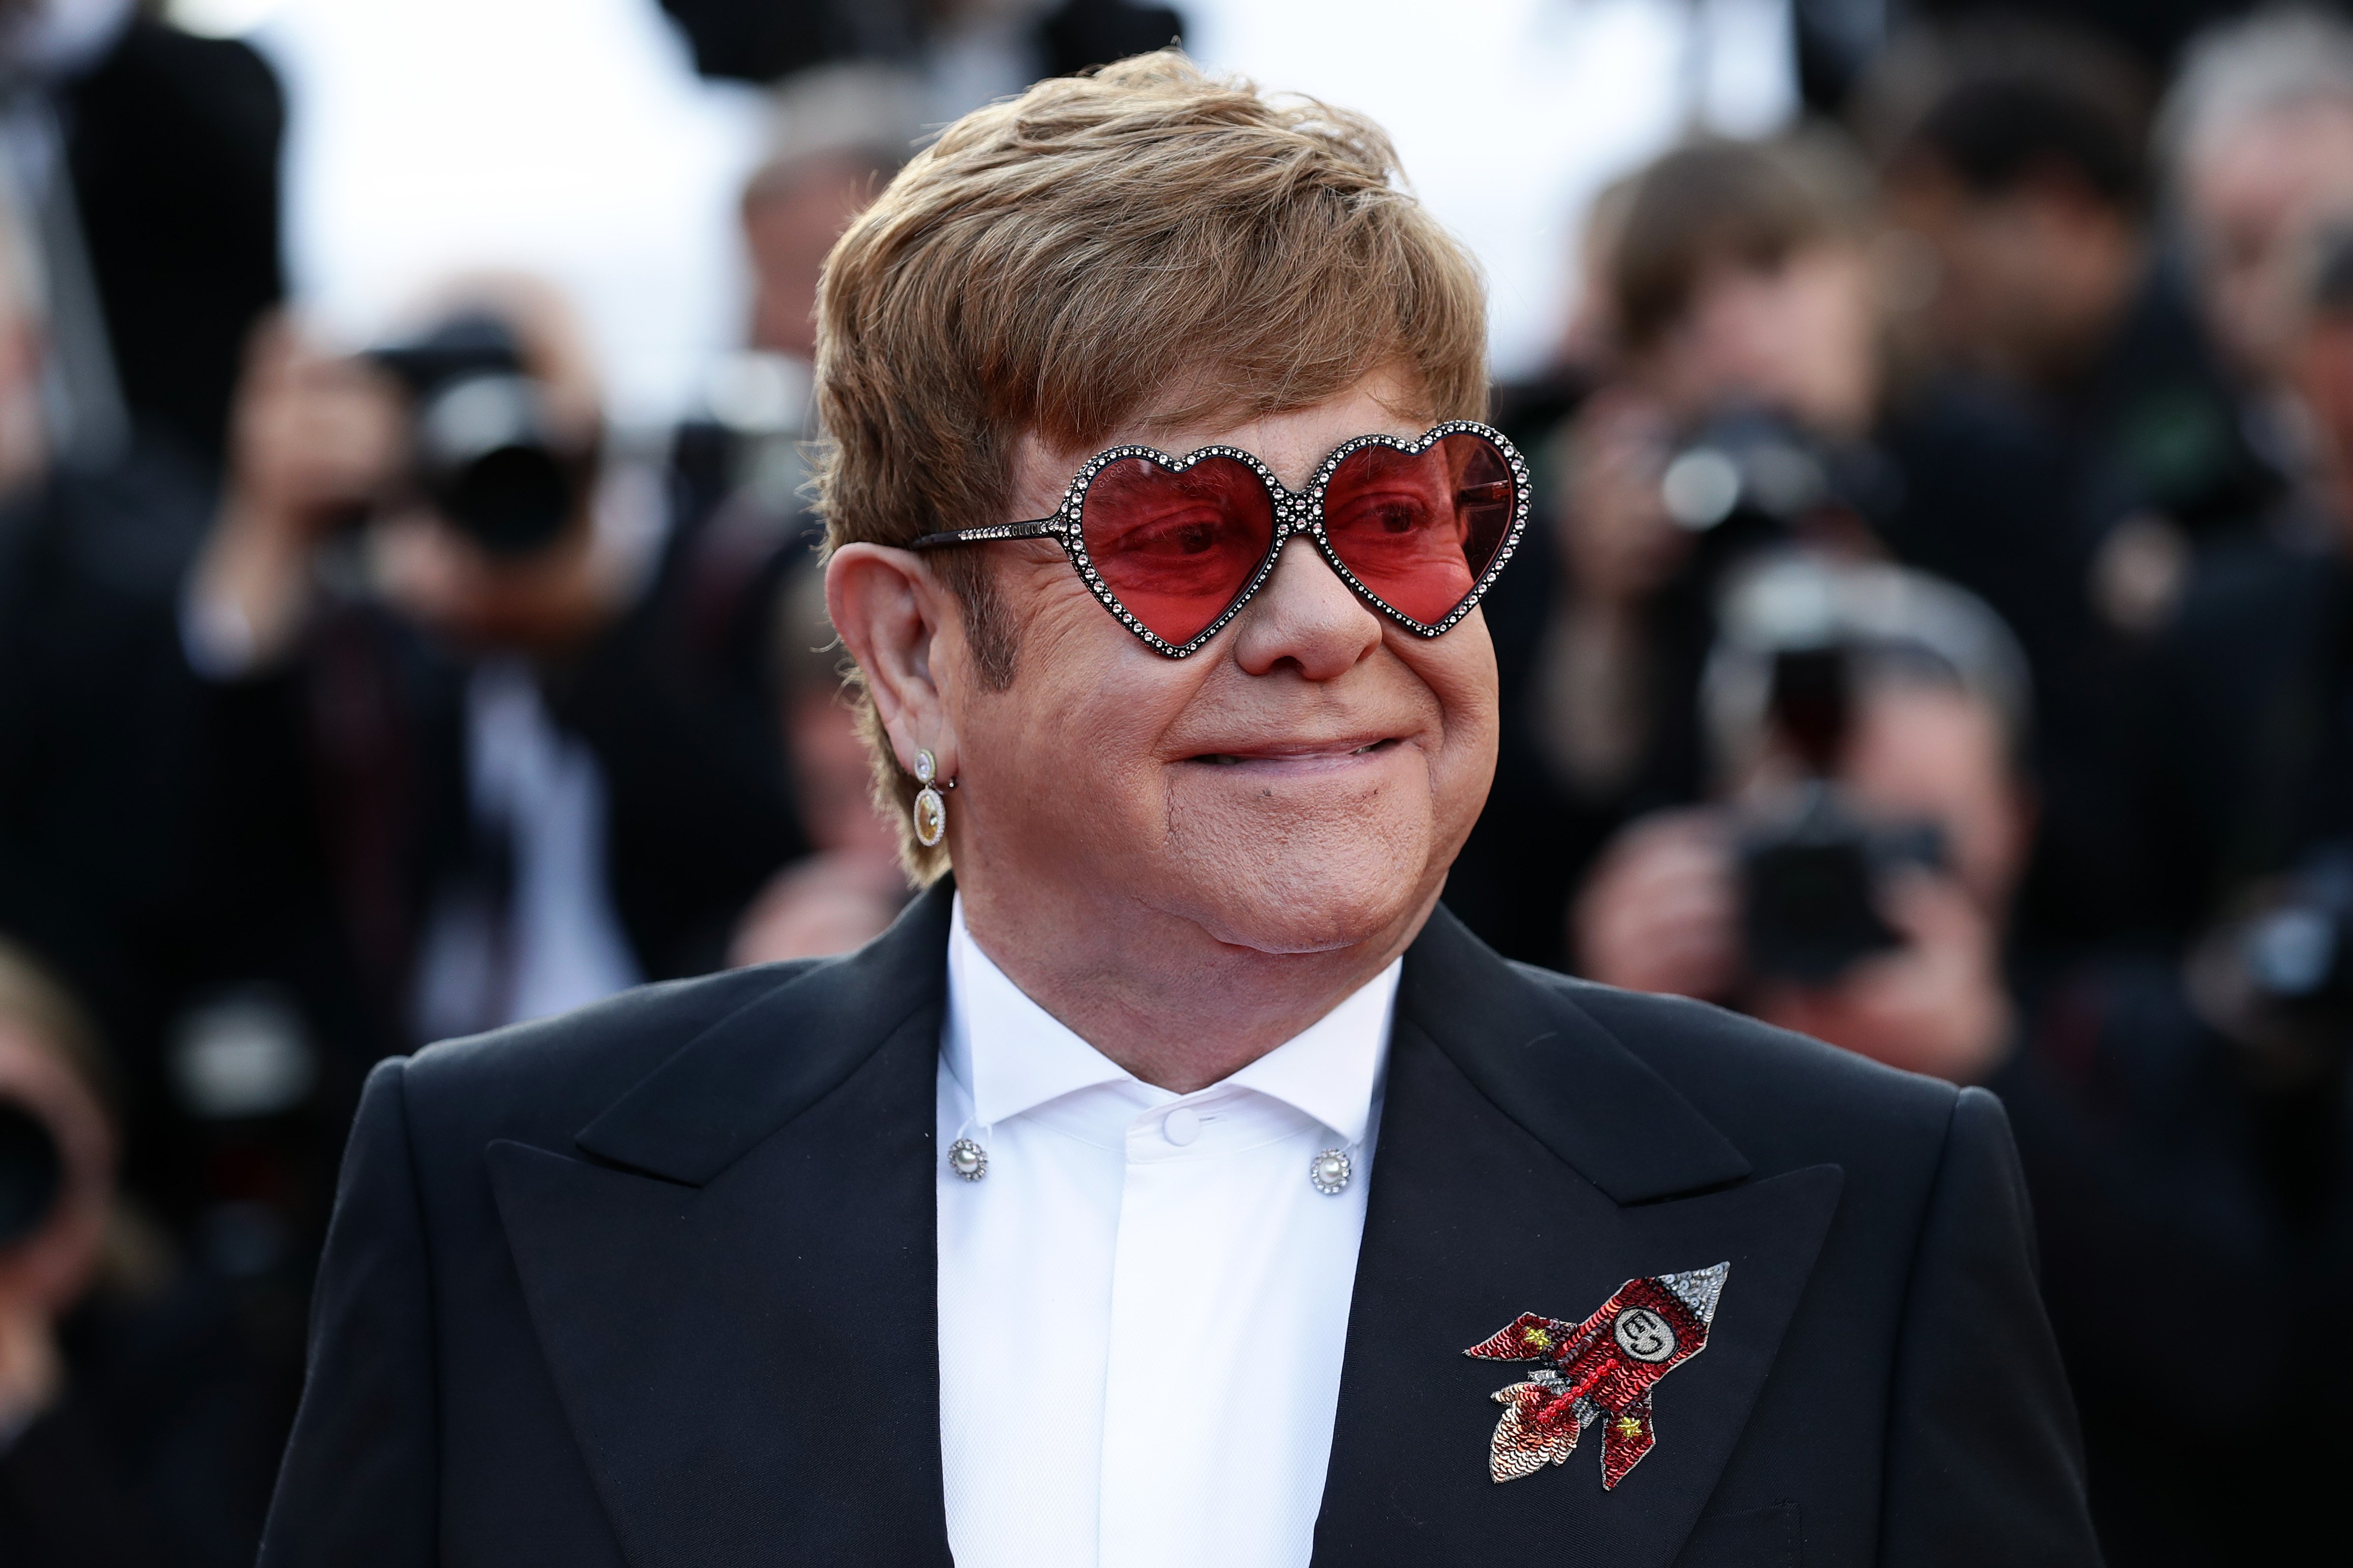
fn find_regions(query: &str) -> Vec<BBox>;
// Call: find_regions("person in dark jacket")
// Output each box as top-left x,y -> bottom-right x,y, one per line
2,0 -> 285,469
182,280 -> 806,1066
0,943 -> 298,1568
262,53 -> 2099,1567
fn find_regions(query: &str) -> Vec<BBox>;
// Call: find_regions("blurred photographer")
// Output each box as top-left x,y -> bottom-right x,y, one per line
1450,133 -> 1897,968
0,941 -> 293,1568
678,65 -> 914,532
191,290 -> 614,671
1574,556 -> 2031,1084
695,70 -> 918,965
183,279 -> 803,1056
1584,543 -> 2353,1560
1557,129 -> 1895,771
0,0 -> 286,468
1860,20 -> 2267,948
2113,221 -> 2353,943
2166,8 -> 2353,405
727,566 -> 910,964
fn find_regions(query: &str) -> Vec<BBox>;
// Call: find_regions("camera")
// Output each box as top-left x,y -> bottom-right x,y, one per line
1734,645 -> 1945,983
1740,784 -> 1945,983
1659,407 -> 1899,546
367,313 -> 591,558
0,1099 -> 61,1250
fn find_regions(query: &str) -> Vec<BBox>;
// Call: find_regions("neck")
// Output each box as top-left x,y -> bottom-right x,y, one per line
952,873 -> 1440,1094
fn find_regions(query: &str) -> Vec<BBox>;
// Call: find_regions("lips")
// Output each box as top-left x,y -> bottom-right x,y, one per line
1185,736 -> 1403,769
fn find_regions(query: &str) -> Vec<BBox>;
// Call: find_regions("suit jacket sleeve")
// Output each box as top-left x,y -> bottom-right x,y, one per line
1878,1085 -> 2101,1566
258,1059 -> 439,1567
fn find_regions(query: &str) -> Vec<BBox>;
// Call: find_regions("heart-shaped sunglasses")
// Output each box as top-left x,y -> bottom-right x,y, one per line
910,420 -> 1530,657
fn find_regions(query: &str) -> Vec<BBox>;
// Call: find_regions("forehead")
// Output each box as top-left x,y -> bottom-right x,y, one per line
1845,683 -> 2007,797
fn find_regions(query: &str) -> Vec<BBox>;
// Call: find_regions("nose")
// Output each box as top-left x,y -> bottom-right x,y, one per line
1227,534 -> 1383,680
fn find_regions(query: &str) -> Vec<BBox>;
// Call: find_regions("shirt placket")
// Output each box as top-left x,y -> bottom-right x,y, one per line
1097,1095 -> 1237,1568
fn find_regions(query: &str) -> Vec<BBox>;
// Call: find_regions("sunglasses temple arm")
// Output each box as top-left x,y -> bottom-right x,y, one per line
907,517 -> 1066,550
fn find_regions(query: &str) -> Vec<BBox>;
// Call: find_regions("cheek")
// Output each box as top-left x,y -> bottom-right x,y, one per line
1392,621 -> 1500,823
948,573 -> 1211,843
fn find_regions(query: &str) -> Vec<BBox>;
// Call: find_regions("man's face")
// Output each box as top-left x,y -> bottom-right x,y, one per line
938,364 -> 1500,957
1885,163 -> 2137,389
1838,683 -> 2026,918
0,270 -> 42,493
744,153 -> 880,361
1646,244 -> 1880,438
2293,311 -> 2353,534
2186,100 -> 2353,379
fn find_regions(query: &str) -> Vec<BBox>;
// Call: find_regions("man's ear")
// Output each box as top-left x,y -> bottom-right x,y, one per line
826,543 -> 962,779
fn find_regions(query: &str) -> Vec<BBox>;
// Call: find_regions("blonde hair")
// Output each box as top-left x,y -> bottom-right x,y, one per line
813,50 -> 1489,880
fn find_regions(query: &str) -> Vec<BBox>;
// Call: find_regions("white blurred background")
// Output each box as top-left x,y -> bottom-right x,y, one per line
168,0 -> 1796,426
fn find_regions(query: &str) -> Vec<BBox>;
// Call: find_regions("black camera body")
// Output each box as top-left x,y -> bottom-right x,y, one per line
1740,783 -> 1945,984
1660,407 -> 1900,549
1734,643 -> 1945,984
367,314 -> 591,558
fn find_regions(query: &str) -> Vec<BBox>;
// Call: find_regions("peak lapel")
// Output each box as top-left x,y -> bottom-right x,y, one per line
1313,911 -> 1843,1568
489,887 -> 956,1568
575,885 -> 954,1182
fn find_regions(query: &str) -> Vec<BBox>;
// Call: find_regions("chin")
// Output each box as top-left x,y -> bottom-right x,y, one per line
1165,825 -> 1436,956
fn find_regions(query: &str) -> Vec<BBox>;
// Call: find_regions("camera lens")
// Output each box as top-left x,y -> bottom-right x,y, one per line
368,317 -> 587,559
415,373 -> 579,557
0,1101 -> 62,1250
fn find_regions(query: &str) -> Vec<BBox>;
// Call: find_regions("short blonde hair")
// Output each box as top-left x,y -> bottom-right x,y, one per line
814,50 -> 1489,880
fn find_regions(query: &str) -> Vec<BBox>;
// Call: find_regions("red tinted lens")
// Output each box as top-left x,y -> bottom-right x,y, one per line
1321,432 -> 1515,625
1081,455 -> 1275,645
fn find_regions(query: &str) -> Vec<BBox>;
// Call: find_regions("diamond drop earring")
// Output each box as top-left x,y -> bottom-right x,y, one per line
912,749 -> 950,847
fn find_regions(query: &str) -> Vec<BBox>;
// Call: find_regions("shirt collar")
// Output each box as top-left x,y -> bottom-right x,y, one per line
944,894 -> 1398,1143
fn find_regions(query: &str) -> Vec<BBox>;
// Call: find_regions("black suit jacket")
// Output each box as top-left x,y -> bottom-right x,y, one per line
260,884 -> 2098,1566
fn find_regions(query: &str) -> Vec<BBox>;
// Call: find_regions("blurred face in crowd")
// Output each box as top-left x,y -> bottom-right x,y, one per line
1814,681 -> 2027,917
1884,163 -> 2141,391
0,243 -> 42,494
837,363 -> 1498,960
743,152 -> 884,361
1640,244 -> 1880,438
2292,304 -> 2353,537
2183,97 -> 2353,380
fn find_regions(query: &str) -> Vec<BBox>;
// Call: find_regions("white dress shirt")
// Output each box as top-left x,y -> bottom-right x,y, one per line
937,896 -> 1400,1568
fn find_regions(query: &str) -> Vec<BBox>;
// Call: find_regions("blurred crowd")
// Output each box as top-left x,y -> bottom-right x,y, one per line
1453,9 -> 2353,1559
0,0 -> 2342,1563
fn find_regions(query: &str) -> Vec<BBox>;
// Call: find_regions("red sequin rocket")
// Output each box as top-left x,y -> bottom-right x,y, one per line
1463,1262 -> 1730,1488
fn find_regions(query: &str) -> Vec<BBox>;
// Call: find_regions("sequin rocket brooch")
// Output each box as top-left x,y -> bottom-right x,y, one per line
1463,1262 -> 1730,1488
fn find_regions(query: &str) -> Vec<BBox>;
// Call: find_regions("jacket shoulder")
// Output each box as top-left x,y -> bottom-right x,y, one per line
398,961 -> 822,1151
1525,968 -> 1963,1169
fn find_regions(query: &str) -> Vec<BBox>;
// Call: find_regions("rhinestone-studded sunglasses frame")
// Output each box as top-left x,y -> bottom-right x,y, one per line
906,419 -> 1533,659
